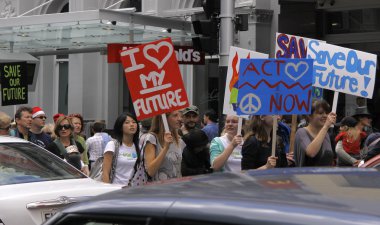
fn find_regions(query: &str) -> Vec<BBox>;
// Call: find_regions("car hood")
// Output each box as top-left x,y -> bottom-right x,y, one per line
0,178 -> 121,225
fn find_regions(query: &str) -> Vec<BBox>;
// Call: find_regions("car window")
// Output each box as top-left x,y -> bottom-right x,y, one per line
0,143 -> 86,185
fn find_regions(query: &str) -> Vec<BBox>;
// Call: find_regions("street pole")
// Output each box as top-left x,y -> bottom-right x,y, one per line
218,0 -> 234,134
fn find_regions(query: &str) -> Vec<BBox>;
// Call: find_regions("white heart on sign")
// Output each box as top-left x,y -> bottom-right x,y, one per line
284,61 -> 309,81
143,41 -> 174,69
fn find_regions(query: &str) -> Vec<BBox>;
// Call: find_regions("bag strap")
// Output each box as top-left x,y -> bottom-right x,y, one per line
110,139 -> 120,183
54,139 -> 67,156
128,134 -> 155,186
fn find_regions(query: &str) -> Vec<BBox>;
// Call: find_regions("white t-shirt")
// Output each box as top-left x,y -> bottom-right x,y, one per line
104,141 -> 137,185
219,134 -> 243,172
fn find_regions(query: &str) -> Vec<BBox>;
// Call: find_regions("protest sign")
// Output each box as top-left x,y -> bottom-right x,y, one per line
307,40 -> 377,98
223,46 -> 268,116
119,38 -> 189,121
275,33 -> 324,100
275,32 -> 313,59
237,59 -> 313,115
0,62 -> 28,106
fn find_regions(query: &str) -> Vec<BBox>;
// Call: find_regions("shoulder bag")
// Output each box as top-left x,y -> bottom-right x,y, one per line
89,139 -> 120,183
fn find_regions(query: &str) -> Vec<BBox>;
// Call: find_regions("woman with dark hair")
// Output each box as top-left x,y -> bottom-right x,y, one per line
144,110 -> 185,181
294,99 -> 336,167
102,112 -> 140,185
46,116 -> 85,171
242,115 -> 288,170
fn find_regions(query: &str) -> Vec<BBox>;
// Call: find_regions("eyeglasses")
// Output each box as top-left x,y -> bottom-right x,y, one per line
0,125 -> 11,131
36,116 -> 47,120
58,124 -> 72,130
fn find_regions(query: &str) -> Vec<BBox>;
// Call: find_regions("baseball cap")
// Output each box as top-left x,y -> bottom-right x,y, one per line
336,116 -> 358,128
182,105 -> 199,115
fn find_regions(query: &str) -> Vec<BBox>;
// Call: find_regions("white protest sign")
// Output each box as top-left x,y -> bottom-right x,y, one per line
223,46 -> 268,116
308,40 -> 377,98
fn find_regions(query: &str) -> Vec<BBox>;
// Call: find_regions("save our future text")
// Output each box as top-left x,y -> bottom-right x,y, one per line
1,64 -> 27,102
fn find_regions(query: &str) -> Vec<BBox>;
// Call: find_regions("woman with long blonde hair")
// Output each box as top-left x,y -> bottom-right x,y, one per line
144,110 -> 185,181
46,116 -> 85,172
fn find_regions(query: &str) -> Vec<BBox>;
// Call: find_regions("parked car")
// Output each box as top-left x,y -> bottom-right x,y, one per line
45,167 -> 380,225
0,136 -> 120,225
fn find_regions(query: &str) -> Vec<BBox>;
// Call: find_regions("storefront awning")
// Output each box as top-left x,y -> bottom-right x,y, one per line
0,9 -> 194,55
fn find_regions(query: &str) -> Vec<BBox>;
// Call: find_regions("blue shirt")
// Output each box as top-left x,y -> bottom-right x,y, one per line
202,122 -> 219,142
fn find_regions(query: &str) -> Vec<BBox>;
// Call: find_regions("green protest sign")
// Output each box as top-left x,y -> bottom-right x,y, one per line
0,62 -> 28,106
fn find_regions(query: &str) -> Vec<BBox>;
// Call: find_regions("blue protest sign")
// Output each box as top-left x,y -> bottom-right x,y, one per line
236,59 -> 313,115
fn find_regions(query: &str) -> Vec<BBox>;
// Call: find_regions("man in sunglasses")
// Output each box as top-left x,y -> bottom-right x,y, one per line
0,111 -> 11,136
30,106 -> 53,149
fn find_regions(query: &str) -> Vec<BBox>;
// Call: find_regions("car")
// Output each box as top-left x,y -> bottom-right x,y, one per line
0,136 -> 121,225
44,167 -> 380,225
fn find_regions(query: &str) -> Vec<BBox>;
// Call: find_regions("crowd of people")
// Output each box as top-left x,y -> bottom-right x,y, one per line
1,99 -> 379,186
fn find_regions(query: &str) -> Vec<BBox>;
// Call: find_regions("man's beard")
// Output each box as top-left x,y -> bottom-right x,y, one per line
185,122 -> 196,130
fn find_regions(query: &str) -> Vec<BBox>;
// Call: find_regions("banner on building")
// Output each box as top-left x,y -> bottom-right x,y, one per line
109,43 -> 205,65
0,62 -> 28,106
237,59 -> 313,115
119,38 -> 189,120
307,40 -> 377,98
223,46 -> 268,116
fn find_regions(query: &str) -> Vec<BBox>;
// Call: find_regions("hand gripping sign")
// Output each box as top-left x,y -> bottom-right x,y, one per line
120,38 -> 189,121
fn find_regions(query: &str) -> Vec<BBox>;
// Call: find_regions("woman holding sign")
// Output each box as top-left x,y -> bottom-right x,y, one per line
294,99 -> 336,167
241,115 -> 288,170
210,115 -> 243,172
144,110 -> 185,181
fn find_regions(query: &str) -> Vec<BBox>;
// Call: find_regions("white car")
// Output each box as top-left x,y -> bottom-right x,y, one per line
0,136 -> 121,225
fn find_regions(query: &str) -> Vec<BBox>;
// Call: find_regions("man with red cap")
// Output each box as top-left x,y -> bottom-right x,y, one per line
30,106 -> 53,148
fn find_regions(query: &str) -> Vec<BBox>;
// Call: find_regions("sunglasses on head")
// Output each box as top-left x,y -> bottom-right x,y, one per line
58,124 -> 72,130
36,116 -> 47,120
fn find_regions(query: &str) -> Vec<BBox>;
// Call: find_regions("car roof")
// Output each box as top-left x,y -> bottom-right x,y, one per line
0,135 -> 29,143
61,168 -> 380,224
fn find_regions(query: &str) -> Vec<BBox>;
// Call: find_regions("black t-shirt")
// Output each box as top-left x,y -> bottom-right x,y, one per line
242,135 -> 288,170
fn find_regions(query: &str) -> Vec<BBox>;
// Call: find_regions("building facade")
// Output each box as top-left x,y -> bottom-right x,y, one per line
0,0 -> 379,130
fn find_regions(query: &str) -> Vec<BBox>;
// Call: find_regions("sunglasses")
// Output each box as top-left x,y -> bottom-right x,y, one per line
58,124 -> 72,130
36,116 -> 47,120
0,125 -> 11,131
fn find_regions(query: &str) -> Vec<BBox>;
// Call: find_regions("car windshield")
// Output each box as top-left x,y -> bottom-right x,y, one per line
0,143 -> 86,185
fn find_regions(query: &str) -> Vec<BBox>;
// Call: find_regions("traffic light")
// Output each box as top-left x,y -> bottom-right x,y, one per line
192,0 -> 220,55
202,0 -> 220,19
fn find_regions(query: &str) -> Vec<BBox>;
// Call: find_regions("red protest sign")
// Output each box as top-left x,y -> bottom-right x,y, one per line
120,38 -> 189,120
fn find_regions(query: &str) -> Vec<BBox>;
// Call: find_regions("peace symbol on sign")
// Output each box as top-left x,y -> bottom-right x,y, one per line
239,93 -> 261,114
